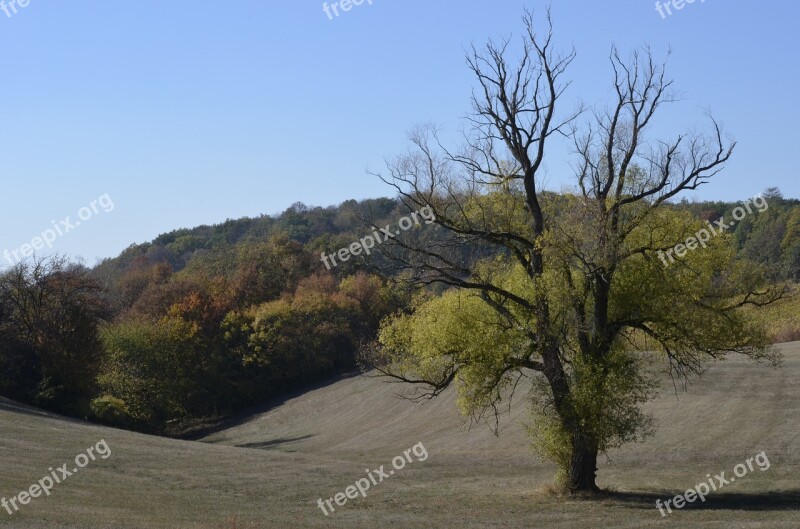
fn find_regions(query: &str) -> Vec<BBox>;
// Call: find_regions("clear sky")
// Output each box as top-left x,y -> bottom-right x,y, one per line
1,0 -> 797,267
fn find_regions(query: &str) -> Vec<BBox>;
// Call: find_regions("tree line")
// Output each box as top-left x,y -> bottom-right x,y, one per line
0,192 -> 797,435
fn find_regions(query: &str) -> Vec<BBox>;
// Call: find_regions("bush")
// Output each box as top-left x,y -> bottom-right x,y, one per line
91,395 -> 134,427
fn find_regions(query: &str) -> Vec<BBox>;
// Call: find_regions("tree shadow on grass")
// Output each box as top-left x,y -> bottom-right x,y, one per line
235,434 -> 315,450
605,489 -> 800,511
184,370 -> 362,440
0,397 -> 85,423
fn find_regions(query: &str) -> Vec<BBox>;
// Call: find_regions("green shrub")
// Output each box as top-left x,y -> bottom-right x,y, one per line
91,395 -> 134,427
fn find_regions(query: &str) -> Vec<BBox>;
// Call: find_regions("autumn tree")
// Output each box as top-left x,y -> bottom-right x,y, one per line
370,10 -> 787,493
0,256 -> 108,414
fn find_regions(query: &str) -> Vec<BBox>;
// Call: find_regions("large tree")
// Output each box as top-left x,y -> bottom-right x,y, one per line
0,256 -> 108,414
369,10 -> 786,493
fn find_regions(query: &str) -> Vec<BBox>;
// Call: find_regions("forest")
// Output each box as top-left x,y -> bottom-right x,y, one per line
1,188 -> 797,435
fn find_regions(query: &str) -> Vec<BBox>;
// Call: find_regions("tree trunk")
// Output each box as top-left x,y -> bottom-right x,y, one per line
567,432 -> 600,493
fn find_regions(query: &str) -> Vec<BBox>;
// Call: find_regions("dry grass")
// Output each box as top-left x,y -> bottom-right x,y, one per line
748,283 -> 800,343
215,516 -> 261,529
1,343 -> 799,528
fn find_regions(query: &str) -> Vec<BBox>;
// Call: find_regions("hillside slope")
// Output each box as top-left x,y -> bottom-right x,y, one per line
1,344 -> 799,529
202,346 -> 800,465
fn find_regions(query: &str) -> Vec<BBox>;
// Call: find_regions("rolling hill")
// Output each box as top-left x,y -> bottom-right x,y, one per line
1,343 -> 799,528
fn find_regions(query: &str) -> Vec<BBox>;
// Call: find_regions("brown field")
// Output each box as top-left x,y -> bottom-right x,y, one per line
1,343 -> 799,528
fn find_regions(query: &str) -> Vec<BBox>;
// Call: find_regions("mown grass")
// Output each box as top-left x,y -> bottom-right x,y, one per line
1,344 -> 799,528
749,284 -> 800,343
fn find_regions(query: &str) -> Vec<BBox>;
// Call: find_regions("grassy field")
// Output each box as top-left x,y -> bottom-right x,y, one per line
1,343 -> 799,528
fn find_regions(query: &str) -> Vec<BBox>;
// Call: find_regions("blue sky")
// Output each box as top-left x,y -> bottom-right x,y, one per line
1,0 -> 797,266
